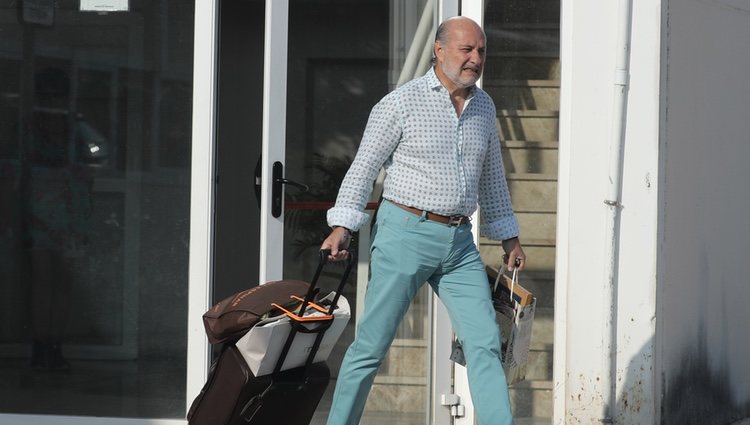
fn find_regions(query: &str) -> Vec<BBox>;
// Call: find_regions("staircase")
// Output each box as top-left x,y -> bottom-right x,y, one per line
480,0 -> 561,422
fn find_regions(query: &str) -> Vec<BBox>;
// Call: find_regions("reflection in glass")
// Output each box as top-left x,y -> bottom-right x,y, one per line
0,1 -> 194,419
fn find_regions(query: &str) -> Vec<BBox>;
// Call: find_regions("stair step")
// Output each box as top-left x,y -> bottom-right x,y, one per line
487,57 -> 560,81
366,380 -> 426,414
496,113 -> 558,142
379,342 -> 428,378
490,51 -> 559,59
512,271 -> 555,308
486,83 -> 560,111
499,109 -> 559,117
516,213 -> 557,245
523,347 -> 554,381
516,418 -> 553,425
501,140 -> 558,148
507,178 -> 557,211
512,380 -> 554,390
503,145 -> 559,175
484,79 -> 560,88
491,30 -> 560,54
485,0 -> 561,24
529,307 -> 554,350
509,380 -> 554,418
373,375 -> 425,385
507,172 -> 557,181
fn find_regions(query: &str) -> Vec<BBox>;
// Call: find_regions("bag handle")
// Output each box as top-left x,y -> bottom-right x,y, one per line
495,262 -> 519,304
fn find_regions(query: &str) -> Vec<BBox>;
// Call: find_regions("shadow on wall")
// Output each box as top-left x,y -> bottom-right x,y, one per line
613,332 -> 750,424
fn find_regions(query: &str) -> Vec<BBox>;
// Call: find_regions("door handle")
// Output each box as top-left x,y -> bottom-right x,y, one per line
272,161 -> 309,217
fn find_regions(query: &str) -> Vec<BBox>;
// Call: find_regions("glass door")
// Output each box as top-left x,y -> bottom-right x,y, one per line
0,1 -> 196,424
257,1 -> 459,424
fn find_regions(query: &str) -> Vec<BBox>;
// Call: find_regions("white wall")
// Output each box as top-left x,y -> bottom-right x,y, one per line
556,0 -> 662,423
657,0 -> 750,423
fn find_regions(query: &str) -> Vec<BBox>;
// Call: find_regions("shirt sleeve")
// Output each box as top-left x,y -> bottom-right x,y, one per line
327,93 -> 403,231
477,121 -> 520,241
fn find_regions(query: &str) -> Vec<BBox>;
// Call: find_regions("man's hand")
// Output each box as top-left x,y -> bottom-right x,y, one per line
501,237 -> 526,271
320,226 -> 352,262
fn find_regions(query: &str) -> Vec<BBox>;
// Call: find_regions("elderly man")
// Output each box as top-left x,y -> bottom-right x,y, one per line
321,16 -> 525,425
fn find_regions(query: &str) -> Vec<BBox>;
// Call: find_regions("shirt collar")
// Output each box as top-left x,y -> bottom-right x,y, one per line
426,67 -> 477,99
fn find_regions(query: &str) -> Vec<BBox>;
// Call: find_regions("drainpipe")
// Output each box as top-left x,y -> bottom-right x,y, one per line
602,0 -> 633,422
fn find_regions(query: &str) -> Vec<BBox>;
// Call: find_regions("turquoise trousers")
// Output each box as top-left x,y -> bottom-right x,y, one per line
326,200 -> 513,425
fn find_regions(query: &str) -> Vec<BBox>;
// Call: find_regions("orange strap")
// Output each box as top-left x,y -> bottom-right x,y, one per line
272,297 -> 333,322
289,296 -> 330,314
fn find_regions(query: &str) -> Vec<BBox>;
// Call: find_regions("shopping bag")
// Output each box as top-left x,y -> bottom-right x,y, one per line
489,264 -> 536,385
449,264 -> 536,385
236,291 -> 350,376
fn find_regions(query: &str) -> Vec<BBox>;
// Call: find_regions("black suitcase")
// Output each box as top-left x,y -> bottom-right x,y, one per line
187,344 -> 331,425
187,249 -> 355,425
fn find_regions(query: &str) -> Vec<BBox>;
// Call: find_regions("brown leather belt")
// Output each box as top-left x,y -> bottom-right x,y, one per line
391,201 -> 470,226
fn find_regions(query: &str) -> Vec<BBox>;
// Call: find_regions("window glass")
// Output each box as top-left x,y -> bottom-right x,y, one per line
0,1 -> 194,419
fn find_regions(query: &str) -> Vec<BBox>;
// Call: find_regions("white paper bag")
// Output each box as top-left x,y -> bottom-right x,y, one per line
236,292 -> 350,377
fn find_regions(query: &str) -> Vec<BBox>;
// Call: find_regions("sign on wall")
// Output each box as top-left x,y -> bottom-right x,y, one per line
80,0 -> 129,12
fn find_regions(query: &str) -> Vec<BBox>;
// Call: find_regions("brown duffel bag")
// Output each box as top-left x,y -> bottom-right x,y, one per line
203,280 -> 310,344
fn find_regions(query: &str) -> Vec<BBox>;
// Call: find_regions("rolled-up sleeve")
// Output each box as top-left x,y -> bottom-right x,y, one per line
327,94 -> 402,231
477,126 -> 519,241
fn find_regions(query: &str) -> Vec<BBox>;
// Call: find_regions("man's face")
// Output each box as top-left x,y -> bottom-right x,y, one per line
436,22 -> 486,89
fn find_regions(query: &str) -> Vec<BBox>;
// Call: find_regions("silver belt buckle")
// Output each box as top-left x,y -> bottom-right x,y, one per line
448,215 -> 466,226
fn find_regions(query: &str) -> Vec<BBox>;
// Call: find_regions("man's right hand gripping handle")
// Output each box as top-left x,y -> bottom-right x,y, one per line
320,226 -> 352,262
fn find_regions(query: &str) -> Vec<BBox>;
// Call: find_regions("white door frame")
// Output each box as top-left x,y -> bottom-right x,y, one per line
185,0 -> 219,420
450,2 -> 488,425
430,1 -> 462,423
258,0 -> 289,284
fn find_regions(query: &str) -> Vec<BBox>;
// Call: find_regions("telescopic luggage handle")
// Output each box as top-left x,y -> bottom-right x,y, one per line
272,249 -> 356,328
311,248 -> 356,312
271,249 -> 356,377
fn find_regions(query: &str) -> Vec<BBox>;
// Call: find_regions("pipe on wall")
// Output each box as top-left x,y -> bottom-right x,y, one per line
601,0 -> 633,421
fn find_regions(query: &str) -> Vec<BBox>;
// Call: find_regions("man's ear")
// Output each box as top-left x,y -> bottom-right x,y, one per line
433,41 -> 442,62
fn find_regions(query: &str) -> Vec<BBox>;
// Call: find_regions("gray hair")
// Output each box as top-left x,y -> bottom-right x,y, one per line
432,21 -> 449,64
435,20 -> 450,45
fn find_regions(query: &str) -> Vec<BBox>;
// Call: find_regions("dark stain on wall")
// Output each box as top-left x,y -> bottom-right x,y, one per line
662,332 -> 750,425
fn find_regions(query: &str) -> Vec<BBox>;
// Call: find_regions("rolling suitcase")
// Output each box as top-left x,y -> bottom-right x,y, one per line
187,249 -> 355,425
187,344 -> 331,425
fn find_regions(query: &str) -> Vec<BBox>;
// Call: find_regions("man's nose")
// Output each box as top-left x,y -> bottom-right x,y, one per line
469,49 -> 483,64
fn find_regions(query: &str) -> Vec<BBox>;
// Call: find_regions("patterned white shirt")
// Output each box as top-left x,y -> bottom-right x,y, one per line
327,68 -> 519,241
